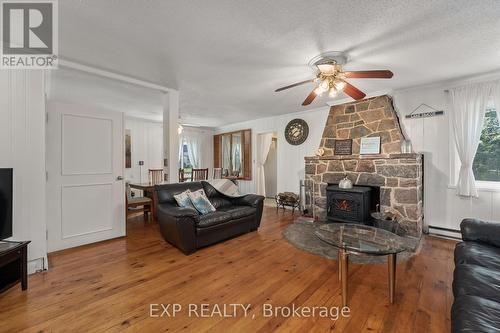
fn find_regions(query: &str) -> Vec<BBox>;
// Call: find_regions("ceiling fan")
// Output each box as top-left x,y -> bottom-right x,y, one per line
275,52 -> 393,105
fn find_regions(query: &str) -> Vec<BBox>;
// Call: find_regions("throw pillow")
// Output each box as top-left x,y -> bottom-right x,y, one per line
173,190 -> 195,209
188,189 -> 216,215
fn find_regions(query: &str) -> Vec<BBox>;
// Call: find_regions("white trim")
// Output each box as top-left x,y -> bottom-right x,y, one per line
28,257 -> 48,275
58,59 -> 174,93
124,115 -> 164,125
447,183 -> 500,193
474,181 -> 500,192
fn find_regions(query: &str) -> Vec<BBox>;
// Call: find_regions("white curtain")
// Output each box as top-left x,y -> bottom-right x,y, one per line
181,130 -> 202,168
491,81 -> 500,124
450,82 -> 492,197
256,133 -> 273,196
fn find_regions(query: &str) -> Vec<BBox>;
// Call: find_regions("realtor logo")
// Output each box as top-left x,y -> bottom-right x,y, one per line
1,0 -> 58,69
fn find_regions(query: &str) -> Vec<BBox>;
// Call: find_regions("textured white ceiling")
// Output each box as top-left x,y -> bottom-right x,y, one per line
54,0 -> 500,126
49,68 -> 165,122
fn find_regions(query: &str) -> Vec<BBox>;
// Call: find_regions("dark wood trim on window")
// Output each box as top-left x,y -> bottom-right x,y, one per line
213,129 -> 252,180
213,135 -> 222,169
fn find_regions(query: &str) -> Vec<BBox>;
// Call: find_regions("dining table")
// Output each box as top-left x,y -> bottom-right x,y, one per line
129,181 -> 168,221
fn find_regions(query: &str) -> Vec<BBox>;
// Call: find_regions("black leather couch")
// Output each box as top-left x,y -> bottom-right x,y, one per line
452,218 -> 500,332
155,181 -> 264,254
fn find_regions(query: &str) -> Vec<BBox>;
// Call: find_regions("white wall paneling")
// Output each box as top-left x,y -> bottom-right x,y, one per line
124,117 -> 164,184
0,70 -> 47,273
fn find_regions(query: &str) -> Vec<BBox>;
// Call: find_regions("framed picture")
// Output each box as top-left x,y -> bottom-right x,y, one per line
334,139 -> 353,155
360,137 -> 381,155
125,129 -> 132,168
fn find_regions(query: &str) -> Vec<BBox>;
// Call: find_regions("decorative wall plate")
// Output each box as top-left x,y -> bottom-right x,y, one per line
285,118 -> 309,145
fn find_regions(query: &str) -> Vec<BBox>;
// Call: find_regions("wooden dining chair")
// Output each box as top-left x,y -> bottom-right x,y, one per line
213,168 -> 222,179
191,168 -> 209,181
179,168 -> 186,182
149,168 -> 164,184
125,183 -> 152,222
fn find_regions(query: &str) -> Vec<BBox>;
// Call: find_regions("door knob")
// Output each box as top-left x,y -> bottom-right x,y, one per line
116,176 -> 124,181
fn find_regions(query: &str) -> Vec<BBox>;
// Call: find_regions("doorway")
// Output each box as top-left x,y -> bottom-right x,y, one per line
264,135 -> 278,199
45,67 -> 166,252
45,102 -> 125,252
256,131 -> 277,208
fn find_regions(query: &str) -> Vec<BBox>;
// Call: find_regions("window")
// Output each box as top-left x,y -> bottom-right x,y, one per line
179,141 -> 192,169
214,129 -> 251,180
473,109 -> 500,182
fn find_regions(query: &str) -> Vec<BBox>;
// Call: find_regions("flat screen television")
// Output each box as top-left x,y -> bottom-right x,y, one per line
0,168 -> 13,240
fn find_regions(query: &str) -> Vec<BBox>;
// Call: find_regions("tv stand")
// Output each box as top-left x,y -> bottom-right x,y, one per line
0,240 -> 30,293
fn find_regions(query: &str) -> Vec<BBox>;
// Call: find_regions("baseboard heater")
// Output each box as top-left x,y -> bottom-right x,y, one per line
427,225 -> 462,240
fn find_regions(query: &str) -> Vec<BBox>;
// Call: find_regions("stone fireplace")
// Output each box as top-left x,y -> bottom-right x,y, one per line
305,95 -> 423,238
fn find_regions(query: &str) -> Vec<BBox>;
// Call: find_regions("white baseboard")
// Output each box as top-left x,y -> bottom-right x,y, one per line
28,256 -> 48,275
427,226 -> 461,240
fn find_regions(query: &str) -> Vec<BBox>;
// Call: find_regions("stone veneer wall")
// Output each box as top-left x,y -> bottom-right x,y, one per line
305,95 -> 423,238
319,95 -> 405,156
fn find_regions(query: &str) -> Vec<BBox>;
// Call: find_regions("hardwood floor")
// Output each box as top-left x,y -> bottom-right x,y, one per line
0,208 -> 456,333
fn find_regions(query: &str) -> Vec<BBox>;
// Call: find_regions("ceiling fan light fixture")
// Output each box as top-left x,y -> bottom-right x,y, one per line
275,51 -> 392,104
328,87 -> 338,98
319,79 -> 329,90
314,86 -> 324,96
334,80 -> 346,91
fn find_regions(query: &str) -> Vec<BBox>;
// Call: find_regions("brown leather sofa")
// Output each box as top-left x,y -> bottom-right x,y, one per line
155,181 -> 264,254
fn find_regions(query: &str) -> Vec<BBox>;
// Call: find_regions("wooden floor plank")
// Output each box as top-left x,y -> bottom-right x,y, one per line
0,208 -> 456,333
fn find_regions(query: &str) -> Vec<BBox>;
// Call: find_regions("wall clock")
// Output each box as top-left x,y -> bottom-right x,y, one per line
285,118 -> 309,145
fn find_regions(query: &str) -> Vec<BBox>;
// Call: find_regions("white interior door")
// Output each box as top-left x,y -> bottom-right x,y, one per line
46,102 -> 125,252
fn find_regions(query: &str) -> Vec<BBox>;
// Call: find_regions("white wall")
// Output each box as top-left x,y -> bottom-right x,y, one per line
124,117 -> 164,183
216,107 -> 330,195
394,84 -> 500,233
0,70 -> 47,273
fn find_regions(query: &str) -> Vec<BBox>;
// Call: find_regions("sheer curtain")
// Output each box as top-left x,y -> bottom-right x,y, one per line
449,82 -> 493,197
181,130 -> 202,168
256,133 -> 273,196
492,81 -> 500,124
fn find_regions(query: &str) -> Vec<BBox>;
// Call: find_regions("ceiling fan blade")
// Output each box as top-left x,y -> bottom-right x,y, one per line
343,82 -> 366,100
302,89 -> 317,106
344,70 -> 393,79
275,79 -> 314,92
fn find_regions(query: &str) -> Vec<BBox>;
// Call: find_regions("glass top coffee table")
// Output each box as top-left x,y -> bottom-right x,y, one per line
315,223 -> 408,307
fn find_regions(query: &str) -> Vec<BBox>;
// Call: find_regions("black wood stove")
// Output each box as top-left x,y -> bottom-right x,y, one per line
326,184 -> 373,224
